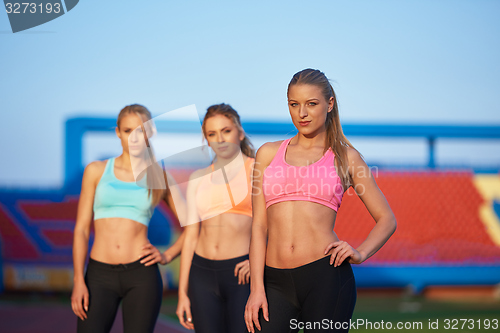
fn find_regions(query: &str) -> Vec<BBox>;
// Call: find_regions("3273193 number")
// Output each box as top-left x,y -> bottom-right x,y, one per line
5,3 -> 61,14
443,319 -> 498,330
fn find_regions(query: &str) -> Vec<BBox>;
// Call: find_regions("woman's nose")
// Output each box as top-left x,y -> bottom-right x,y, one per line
130,129 -> 141,143
217,132 -> 225,143
299,105 -> 308,118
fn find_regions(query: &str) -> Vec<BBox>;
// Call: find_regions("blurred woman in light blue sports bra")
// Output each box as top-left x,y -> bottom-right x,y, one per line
71,104 -> 186,333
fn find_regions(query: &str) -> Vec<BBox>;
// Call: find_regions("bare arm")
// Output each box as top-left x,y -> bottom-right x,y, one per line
162,175 -> 187,263
164,171 -> 188,226
71,161 -> 101,320
349,148 -> 397,261
245,142 -> 280,333
178,225 -> 199,297
176,171 -> 203,330
248,146 -> 271,293
163,229 -> 186,264
140,171 -> 188,265
326,148 -> 397,266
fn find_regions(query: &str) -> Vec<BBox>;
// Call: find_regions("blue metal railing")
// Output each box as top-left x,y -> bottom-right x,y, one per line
65,117 -> 500,186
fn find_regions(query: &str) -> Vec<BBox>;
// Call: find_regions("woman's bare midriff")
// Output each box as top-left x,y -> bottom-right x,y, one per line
90,217 -> 149,264
266,200 -> 339,268
195,213 -> 252,260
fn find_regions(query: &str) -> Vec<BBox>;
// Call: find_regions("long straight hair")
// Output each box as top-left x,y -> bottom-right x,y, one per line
287,69 -> 360,190
201,103 -> 255,158
116,104 -> 170,207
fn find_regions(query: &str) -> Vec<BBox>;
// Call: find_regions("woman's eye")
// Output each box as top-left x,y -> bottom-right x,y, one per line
224,130 -> 231,134
290,103 -> 298,107
309,102 -> 317,106
208,133 -> 214,137
124,130 -> 131,133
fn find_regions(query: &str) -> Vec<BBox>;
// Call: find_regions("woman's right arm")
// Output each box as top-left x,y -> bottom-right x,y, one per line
162,174 -> 188,263
245,143 -> 276,333
71,162 -> 100,320
176,171 -> 202,330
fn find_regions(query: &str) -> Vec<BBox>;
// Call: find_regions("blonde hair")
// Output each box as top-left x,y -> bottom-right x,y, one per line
201,103 -> 255,158
288,69 -> 360,190
117,104 -> 170,207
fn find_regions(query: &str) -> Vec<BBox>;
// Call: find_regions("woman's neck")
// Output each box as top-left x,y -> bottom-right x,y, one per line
116,153 -> 132,170
119,152 -> 149,181
295,128 -> 328,149
213,151 -> 246,170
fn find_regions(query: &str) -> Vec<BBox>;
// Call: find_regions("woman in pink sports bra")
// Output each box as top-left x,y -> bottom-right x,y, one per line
245,69 -> 397,333
176,104 -> 255,332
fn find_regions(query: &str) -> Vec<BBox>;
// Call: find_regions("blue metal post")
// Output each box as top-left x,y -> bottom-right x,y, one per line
428,136 -> 436,169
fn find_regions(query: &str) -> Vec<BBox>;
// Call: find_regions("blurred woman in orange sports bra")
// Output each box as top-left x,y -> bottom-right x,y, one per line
176,103 -> 255,332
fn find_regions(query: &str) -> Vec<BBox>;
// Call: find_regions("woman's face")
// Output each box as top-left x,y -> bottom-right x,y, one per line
288,84 -> 334,137
115,112 -> 150,157
204,114 -> 244,160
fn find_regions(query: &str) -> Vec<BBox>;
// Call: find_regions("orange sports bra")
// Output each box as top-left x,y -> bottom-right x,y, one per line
195,156 -> 254,221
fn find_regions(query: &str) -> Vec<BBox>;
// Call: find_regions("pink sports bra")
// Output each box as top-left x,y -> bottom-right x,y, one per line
262,138 -> 344,211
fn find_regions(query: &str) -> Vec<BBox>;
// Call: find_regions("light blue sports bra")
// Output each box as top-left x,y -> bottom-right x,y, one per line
93,157 -> 154,227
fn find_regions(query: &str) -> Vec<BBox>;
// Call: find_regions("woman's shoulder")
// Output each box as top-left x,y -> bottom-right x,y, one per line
82,159 -> 108,185
251,140 -> 286,170
256,140 -> 285,159
243,154 -> 256,164
187,166 -> 211,188
345,147 -> 364,165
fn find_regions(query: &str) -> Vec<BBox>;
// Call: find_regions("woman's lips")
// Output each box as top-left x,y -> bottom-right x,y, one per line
299,121 -> 311,126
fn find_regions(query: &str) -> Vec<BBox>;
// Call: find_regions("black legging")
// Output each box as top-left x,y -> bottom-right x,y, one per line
258,255 -> 356,333
188,253 -> 250,333
77,258 -> 163,333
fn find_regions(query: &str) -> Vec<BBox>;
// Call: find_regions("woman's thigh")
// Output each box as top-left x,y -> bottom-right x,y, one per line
188,263 -> 226,333
298,259 -> 357,332
258,266 -> 300,333
218,268 -> 250,333
77,261 -> 121,333
121,263 -> 163,333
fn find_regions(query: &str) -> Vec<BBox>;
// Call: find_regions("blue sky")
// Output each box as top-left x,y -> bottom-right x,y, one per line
1,0 -> 500,187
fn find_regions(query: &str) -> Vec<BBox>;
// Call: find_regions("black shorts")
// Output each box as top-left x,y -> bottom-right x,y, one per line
188,252 -> 250,333
77,258 -> 163,333
258,256 -> 356,333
